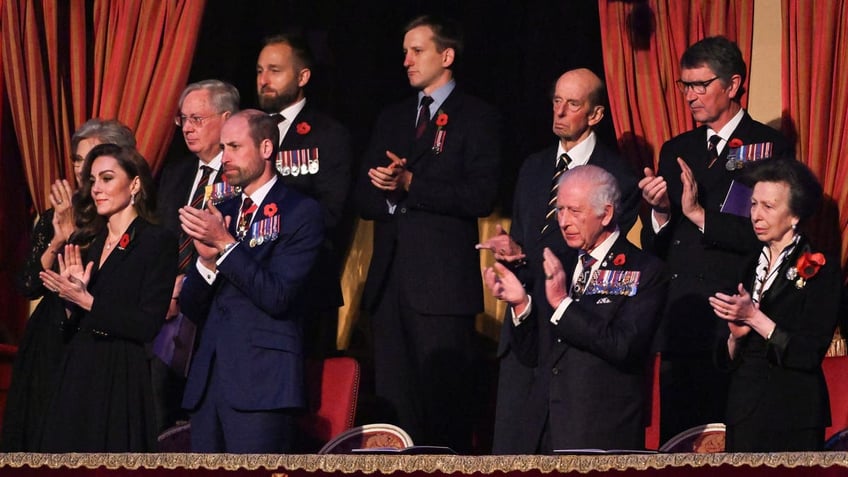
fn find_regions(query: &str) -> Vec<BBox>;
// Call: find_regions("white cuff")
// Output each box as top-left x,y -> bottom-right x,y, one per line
550,296 -> 573,325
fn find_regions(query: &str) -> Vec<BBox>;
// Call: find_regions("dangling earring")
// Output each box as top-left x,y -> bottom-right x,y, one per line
131,192 -> 136,206
792,223 -> 797,231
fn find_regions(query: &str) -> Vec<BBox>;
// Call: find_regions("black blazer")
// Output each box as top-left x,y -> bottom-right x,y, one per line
497,141 -> 640,358
156,156 -> 224,238
644,112 -> 791,353
718,236 -> 841,431
277,102 -> 353,308
355,88 -> 502,315
511,236 -> 667,451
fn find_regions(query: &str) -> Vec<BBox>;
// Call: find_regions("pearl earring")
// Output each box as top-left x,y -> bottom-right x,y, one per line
131,192 -> 136,205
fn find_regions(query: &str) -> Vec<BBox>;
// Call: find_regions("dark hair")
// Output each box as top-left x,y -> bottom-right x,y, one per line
680,36 -> 747,99
72,144 -> 157,245
404,15 -> 464,63
743,159 -> 822,222
263,31 -> 314,71
71,119 -> 136,156
239,109 -> 280,157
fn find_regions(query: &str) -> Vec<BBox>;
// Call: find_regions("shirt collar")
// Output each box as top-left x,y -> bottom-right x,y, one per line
707,108 -> 745,154
585,228 -> 620,265
556,132 -> 597,167
418,80 -> 456,117
198,151 -> 222,172
276,97 -> 308,143
243,175 -> 277,208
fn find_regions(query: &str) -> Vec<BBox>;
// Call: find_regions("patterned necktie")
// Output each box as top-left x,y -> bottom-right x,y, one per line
415,96 -> 434,139
707,134 -> 721,168
540,153 -> 571,235
236,197 -> 256,240
177,165 -> 214,273
571,253 -> 597,298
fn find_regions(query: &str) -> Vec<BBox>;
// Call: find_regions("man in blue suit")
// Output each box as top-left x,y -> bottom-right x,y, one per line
178,109 -> 323,453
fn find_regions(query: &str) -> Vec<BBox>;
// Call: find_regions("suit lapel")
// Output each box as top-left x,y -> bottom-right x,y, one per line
759,238 -> 808,306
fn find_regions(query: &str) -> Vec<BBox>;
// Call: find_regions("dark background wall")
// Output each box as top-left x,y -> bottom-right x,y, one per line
166,0 -> 612,215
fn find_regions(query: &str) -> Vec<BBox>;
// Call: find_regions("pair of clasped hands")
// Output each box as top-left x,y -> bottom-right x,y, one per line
368,151 -> 413,193
640,159 -> 762,339
477,228 -> 569,316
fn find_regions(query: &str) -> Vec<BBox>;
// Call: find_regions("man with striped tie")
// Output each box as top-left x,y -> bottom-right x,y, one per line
153,79 -> 240,434
476,68 -> 639,453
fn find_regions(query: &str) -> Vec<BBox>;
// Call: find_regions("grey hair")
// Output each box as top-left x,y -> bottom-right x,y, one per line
71,119 -> 136,154
178,79 -> 240,113
559,164 -> 620,221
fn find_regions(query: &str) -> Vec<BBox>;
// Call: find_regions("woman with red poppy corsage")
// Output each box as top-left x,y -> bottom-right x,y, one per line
709,159 -> 841,452
37,144 -> 177,452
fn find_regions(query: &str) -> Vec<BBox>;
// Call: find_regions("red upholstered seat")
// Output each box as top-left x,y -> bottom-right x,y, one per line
823,355 -> 848,440
644,353 -> 661,450
157,356 -> 361,452
296,357 -> 361,451
0,344 -> 18,433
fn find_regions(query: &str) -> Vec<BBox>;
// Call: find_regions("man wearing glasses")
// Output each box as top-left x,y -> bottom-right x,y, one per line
153,79 -> 240,434
638,36 -> 791,443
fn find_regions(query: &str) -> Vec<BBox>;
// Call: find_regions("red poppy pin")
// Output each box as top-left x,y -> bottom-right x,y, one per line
264,203 -> 278,218
788,251 -> 826,288
296,122 -> 311,135
118,233 -> 131,250
432,110 -> 448,154
613,253 -> 626,266
728,138 -> 744,148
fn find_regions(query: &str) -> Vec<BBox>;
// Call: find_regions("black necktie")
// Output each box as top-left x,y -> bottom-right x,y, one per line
236,197 -> 255,240
271,113 -> 285,124
571,253 -> 597,298
177,165 -> 214,273
415,96 -> 434,139
707,134 -> 721,168
541,153 -> 571,235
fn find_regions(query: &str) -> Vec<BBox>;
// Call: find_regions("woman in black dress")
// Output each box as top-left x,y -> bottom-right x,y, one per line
39,144 -> 176,452
710,159 -> 841,452
0,120 -> 135,451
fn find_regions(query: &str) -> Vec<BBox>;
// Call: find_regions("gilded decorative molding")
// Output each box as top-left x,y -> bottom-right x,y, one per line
3,453 -> 848,473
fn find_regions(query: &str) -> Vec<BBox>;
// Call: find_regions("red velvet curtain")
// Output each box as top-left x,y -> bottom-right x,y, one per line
0,0 -> 205,340
597,0 -> 754,172
782,0 -> 848,268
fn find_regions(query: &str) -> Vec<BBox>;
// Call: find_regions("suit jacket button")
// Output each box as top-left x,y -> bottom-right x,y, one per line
671,273 -> 678,279
551,368 -> 560,375
400,207 -> 407,214
557,338 -> 563,343
673,240 -> 681,245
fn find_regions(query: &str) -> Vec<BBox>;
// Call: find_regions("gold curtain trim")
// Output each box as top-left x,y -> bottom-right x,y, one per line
2,452 -> 848,473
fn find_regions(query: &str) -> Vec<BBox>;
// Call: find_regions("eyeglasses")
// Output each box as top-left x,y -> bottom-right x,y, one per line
675,76 -> 721,94
174,113 -> 221,128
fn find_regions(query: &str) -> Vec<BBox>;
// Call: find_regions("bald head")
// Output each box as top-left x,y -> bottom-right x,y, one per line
551,68 -> 606,149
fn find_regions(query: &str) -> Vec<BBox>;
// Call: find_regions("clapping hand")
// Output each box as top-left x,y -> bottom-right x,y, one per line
39,244 -> 94,310
541,247 -> 569,308
50,179 -> 75,242
483,262 -> 528,312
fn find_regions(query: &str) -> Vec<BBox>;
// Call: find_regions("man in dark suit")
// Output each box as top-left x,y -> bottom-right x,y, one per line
257,32 -> 353,356
152,80 -> 239,433
475,68 -> 639,453
355,15 -> 501,452
178,110 -> 323,453
638,36 -> 790,442
484,165 -> 665,452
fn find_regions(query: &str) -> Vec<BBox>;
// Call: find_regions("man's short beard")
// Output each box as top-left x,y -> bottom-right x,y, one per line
258,90 -> 299,113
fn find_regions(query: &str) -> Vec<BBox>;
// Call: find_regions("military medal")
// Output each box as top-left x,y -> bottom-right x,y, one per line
308,147 -> 320,174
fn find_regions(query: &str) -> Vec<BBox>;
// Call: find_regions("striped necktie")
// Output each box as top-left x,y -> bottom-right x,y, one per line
415,96 -> 434,139
540,153 -> 570,235
177,165 -> 214,273
707,134 -> 721,168
571,253 -> 597,297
